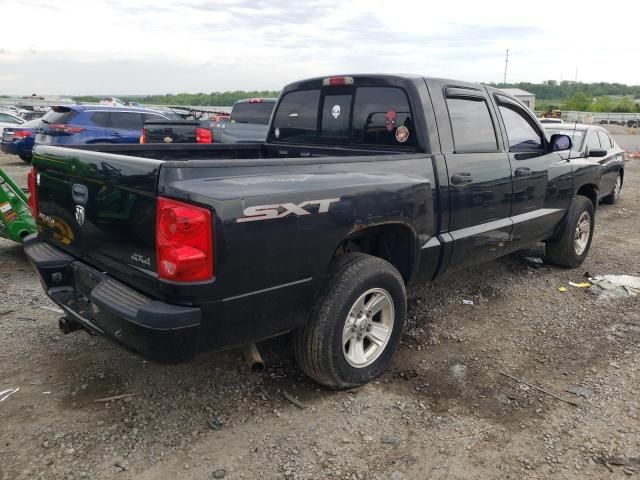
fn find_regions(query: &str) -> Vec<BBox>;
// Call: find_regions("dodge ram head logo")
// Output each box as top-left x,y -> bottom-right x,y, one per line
237,198 -> 340,223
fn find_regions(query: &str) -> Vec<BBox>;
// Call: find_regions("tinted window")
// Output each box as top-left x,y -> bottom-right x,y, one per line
272,89 -> 320,142
321,94 -> 351,139
585,131 -> 601,152
110,112 -> 143,130
142,113 -> 168,122
597,130 -> 612,149
41,107 -> 78,124
231,102 -> 274,124
498,105 -> 543,151
446,97 -> 498,152
352,87 -> 414,147
0,113 -> 21,124
90,112 -> 110,127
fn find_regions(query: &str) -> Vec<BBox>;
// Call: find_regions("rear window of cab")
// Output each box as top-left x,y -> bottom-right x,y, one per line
271,86 -> 415,148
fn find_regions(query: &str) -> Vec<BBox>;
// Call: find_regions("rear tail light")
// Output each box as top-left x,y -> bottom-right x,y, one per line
195,127 -> 213,144
14,130 -> 32,138
27,167 -> 38,219
47,124 -> 85,134
156,197 -> 213,282
322,76 -> 354,86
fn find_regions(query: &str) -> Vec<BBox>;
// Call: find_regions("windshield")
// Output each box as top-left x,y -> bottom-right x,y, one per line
546,128 -> 585,150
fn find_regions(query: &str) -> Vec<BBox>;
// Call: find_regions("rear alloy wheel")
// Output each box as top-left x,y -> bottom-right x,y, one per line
602,173 -> 622,205
294,253 -> 406,389
545,196 -> 595,268
19,154 -> 31,163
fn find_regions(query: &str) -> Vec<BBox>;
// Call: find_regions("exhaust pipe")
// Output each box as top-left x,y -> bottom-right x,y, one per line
242,343 -> 265,373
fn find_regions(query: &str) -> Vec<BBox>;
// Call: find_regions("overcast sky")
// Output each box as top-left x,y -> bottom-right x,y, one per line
1,0 -> 638,95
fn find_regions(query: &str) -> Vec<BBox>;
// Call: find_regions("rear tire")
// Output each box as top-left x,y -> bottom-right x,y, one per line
19,154 -> 31,163
294,253 -> 406,389
545,196 -> 595,268
602,172 -> 622,205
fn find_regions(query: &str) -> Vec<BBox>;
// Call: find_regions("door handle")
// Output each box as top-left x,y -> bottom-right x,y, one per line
451,172 -> 473,185
110,132 -> 122,137
514,167 -> 532,177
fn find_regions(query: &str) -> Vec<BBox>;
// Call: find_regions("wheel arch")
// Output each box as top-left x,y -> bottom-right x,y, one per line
331,221 -> 420,286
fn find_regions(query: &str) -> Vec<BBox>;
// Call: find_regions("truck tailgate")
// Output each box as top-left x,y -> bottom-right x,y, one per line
32,146 -> 162,293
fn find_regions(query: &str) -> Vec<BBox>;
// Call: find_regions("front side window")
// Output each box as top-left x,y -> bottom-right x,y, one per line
597,130 -> 612,149
585,131 -> 601,152
446,97 -> 498,153
498,104 -> 543,151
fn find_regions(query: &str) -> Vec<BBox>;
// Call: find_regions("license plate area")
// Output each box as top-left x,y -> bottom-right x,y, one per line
2,132 -> 13,142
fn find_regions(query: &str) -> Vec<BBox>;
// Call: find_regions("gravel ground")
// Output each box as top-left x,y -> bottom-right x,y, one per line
1,131 -> 639,480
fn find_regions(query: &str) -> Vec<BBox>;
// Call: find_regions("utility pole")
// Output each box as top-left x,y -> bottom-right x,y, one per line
574,67 -> 578,83
503,49 -> 509,84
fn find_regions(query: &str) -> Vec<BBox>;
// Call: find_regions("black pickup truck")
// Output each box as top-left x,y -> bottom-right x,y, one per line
24,75 -> 600,388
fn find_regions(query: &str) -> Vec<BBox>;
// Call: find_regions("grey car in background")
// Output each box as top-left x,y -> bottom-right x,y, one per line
544,124 -> 625,204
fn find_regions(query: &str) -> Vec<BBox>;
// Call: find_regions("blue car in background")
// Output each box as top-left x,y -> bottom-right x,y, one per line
1,119 -> 43,162
34,105 -> 182,146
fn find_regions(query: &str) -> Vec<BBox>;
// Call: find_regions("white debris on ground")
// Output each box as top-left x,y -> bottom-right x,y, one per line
590,274 -> 640,298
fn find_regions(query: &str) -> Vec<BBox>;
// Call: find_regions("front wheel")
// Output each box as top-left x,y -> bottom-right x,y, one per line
294,253 -> 406,389
545,196 -> 595,268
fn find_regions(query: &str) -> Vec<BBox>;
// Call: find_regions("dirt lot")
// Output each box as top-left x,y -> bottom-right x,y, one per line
1,131 -> 639,480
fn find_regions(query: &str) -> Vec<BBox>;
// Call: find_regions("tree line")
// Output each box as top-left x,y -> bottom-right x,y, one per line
72,91 -> 281,107
489,80 -> 640,113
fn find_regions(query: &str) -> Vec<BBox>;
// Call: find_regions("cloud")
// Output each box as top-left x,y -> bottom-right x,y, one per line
0,0 -> 638,95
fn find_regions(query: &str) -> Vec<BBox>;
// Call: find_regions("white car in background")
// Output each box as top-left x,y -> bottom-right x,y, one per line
0,110 -> 25,138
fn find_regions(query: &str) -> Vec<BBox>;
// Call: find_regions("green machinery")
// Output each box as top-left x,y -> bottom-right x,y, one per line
0,167 -> 36,243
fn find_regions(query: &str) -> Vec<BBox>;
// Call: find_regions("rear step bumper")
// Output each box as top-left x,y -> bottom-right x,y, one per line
23,235 -> 201,363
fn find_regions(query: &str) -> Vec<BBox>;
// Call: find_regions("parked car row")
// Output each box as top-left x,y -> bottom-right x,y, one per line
1,98 -> 275,161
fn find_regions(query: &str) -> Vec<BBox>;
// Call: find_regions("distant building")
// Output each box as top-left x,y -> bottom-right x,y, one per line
500,88 -> 536,110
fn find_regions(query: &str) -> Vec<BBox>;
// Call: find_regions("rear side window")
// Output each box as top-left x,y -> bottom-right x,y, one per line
90,112 -> 110,127
446,97 -> 498,153
498,104 -> 543,151
231,102 -> 274,124
110,112 -> 143,130
272,89 -> 320,142
41,107 -> 78,125
597,130 -> 612,149
352,87 -> 414,147
143,113 -> 168,122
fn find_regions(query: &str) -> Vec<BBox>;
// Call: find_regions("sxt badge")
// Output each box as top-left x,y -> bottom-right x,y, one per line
237,198 -> 340,223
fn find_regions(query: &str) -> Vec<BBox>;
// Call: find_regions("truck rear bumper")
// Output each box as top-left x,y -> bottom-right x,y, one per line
23,235 -> 201,363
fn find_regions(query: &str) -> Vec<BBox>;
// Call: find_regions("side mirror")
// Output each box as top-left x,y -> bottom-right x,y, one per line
549,134 -> 572,152
587,148 -> 607,158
